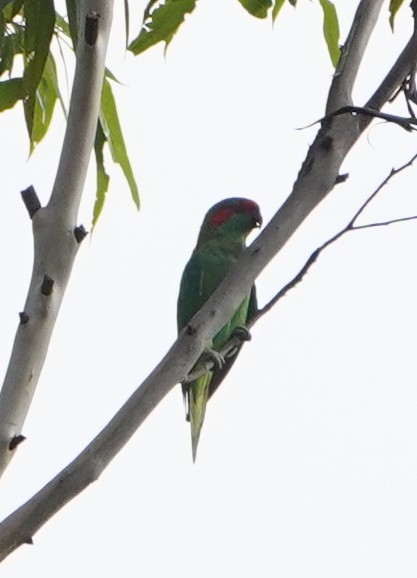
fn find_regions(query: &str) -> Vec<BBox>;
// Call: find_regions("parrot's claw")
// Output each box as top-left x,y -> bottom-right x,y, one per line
232,325 -> 252,342
202,348 -> 225,370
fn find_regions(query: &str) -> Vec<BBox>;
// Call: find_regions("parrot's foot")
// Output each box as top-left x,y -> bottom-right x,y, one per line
232,325 -> 252,342
201,347 -> 225,370
224,327 -> 252,360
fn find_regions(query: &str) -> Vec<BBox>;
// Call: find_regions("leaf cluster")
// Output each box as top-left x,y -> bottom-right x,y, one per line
0,0 -> 139,225
0,0 -> 409,225
128,0 -> 340,67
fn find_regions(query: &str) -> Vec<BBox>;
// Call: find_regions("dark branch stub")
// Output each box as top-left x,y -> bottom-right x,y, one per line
186,324 -> 196,336
85,11 -> 100,46
320,135 -> 334,152
21,186 -> 41,219
335,173 -> 349,184
23,536 -> 33,546
9,435 -> 26,451
19,312 -> 29,325
41,275 -> 54,296
74,225 -> 88,244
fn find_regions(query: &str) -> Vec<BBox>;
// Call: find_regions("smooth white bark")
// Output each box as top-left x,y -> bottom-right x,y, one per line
0,1 -> 114,477
327,0 -> 384,111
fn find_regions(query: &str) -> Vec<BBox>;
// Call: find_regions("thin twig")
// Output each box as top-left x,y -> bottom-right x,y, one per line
301,106 -> 417,132
353,215 -> 417,230
187,153 -> 417,382
252,151 -> 417,323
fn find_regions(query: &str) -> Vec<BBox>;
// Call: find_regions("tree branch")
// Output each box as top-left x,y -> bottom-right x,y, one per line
326,0 -> 385,112
176,150 -> 417,383
0,0 -> 416,562
306,105 -> 417,132
353,215 -> 417,229
0,1 -> 114,478
253,151 -> 417,321
363,0 -> 417,118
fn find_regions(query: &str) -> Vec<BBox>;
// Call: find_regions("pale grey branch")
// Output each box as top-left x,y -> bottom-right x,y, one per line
326,0 -> 385,113
1,0 -> 417,564
253,151 -> 417,320
0,0 -> 114,478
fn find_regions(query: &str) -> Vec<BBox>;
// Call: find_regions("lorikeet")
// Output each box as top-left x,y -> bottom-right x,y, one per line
177,198 -> 262,460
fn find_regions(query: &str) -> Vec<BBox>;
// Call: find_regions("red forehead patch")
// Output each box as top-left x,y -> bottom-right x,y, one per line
209,207 -> 234,226
241,199 -> 258,213
209,199 -> 258,227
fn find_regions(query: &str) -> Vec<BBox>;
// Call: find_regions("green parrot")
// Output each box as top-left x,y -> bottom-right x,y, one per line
177,198 -> 262,461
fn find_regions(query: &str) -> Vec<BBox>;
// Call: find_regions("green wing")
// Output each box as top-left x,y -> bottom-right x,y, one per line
177,243 -> 254,460
177,249 -> 216,460
208,285 -> 257,398
177,251 -> 205,333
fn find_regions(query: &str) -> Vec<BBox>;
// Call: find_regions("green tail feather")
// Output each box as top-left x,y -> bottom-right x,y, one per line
189,372 -> 212,462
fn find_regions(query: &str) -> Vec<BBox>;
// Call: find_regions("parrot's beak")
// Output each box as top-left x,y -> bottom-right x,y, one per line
253,210 -> 263,228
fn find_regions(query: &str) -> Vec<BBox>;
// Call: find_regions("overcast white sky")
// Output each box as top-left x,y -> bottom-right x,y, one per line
1,1 -> 417,576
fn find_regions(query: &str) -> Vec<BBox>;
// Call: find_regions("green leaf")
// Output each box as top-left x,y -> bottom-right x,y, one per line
0,76 -> 23,110
237,0 -> 272,19
92,121 -> 110,228
65,0 -> 78,48
0,0 -> 15,10
389,0 -> 405,31
30,52 -> 57,150
55,13 -> 71,38
0,28 -> 24,78
319,0 -> 340,68
104,67 -> 121,84
272,0 -> 285,21
2,0 -> 23,21
128,0 -> 197,56
0,12 -> 4,52
100,77 -> 140,210
23,0 -> 55,141
124,0 -> 129,49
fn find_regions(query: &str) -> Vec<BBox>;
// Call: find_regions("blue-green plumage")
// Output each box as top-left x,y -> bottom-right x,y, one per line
177,198 -> 262,460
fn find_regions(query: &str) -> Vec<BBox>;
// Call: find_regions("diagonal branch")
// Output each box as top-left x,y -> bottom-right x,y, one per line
353,215 -> 417,229
326,0 -> 385,112
254,151 -> 417,321
0,0 -> 416,563
305,105 -> 417,132
0,1 -> 115,479
363,1 -> 417,118
189,151 -> 417,380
